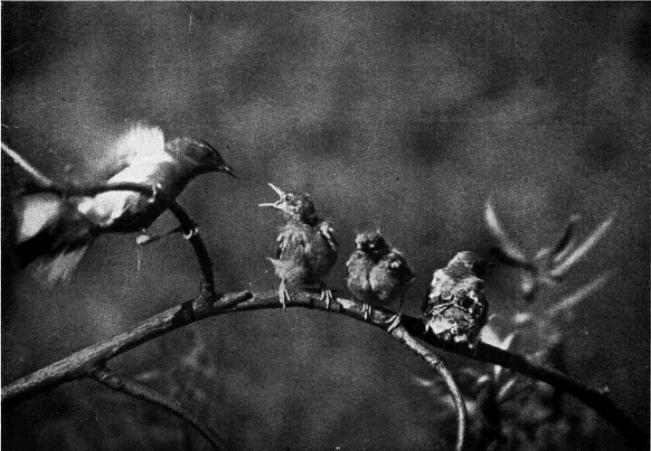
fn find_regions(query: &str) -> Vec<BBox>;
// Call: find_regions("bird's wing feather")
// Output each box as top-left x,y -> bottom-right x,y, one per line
15,193 -> 65,243
423,269 -> 454,315
318,221 -> 338,251
85,123 -> 168,182
383,251 -> 415,282
109,123 -> 168,165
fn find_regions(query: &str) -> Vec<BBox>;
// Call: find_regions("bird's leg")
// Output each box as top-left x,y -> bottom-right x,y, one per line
318,282 -> 334,309
278,279 -> 291,310
136,225 -> 183,246
148,182 -> 163,204
362,303 -> 371,320
385,314 -> 402,333
182,222 -> 199,240
386,295 -> 406,333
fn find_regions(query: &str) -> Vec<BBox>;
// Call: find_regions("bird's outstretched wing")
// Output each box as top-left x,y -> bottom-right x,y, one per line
83,123 -> 166,183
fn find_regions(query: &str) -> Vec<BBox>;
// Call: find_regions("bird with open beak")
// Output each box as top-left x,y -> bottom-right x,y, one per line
422,251 -> 489,350
259,183 -> 338,309
346,231 -> 415,332
14,123 -> 237,285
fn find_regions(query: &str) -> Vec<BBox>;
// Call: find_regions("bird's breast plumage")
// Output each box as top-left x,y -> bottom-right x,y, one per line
424,268 -> 488,349
270,220 -> 337,286
346,251 -> 374,302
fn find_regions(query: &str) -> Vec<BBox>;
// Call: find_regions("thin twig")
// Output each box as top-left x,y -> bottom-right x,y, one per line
92,365 -> 228,451
2,290 -> 646,449
1,141 -> 56,187
391,325 -> 467,451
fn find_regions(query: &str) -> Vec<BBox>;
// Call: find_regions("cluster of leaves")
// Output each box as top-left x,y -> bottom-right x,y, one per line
419,203 -> 612,451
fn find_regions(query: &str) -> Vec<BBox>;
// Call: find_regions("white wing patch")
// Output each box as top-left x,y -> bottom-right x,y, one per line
16,194 -> 64,243
109,123 -> 168,164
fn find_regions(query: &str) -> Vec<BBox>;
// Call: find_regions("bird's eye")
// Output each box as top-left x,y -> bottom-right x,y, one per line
284,195 -> 291,202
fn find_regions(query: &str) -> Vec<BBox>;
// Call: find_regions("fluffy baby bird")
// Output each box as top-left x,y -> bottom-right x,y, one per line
13,123 -> 237,285
422,251 -> 489,350
346,231 -> 415,331
259,183 -> 338,309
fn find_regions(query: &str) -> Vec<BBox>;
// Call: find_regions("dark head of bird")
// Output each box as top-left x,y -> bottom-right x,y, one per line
355,231 -> 391,261
259,183 -> 319,225
168,137 -> 238,178
449,251 -> 489,277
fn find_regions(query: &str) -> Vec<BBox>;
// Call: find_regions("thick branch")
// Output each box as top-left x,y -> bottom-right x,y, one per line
92,365 -> 228,451
2,289 -> 646,449
391,325 -> 467,451
1,291 -> 253,407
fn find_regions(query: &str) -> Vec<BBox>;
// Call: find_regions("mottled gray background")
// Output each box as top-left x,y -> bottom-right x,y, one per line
2,3 -> 649,450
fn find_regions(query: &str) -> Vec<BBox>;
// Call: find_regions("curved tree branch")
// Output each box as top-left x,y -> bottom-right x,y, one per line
92,365 -> 228,451
391,325 -> 467,451
2,289 -> 646,449
1,290 -> 253,407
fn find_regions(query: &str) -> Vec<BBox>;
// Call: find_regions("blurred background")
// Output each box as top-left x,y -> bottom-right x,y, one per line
2,3 -> 649,450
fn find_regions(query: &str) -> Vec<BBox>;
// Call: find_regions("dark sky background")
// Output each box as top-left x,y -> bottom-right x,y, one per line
2,3 -> 649,450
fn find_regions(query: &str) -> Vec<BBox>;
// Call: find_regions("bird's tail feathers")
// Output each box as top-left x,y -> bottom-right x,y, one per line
35,244 -> 90,287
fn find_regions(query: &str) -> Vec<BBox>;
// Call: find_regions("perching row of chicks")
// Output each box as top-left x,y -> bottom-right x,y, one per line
259,183 -> 490,350
11,124 -> 489,350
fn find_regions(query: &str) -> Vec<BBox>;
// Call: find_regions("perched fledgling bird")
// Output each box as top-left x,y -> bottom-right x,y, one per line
346,231 -> 415,331
422,251 -> 489,350
13,123 -> 237,285
259,183 -> 338,309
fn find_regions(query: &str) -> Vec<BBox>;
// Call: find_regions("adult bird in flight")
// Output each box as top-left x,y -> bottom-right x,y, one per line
10,123 -> 237,285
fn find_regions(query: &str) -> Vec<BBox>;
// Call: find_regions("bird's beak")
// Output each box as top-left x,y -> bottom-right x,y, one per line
219,163 -> 239,179
258,183 -> 285,209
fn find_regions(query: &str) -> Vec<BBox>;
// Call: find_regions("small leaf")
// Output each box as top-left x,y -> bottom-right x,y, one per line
550,213 -> 615,279
485,200 -> 528,265
546,271 -> 613,319
552,214 -> 581,263
496,376 -> 519,402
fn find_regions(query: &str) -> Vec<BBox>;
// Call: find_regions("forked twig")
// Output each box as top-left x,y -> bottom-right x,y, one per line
93,365 -> 228,451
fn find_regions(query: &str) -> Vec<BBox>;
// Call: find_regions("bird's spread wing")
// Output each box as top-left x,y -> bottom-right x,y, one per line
109,123 -> 168,168
84,123 -> 168,183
